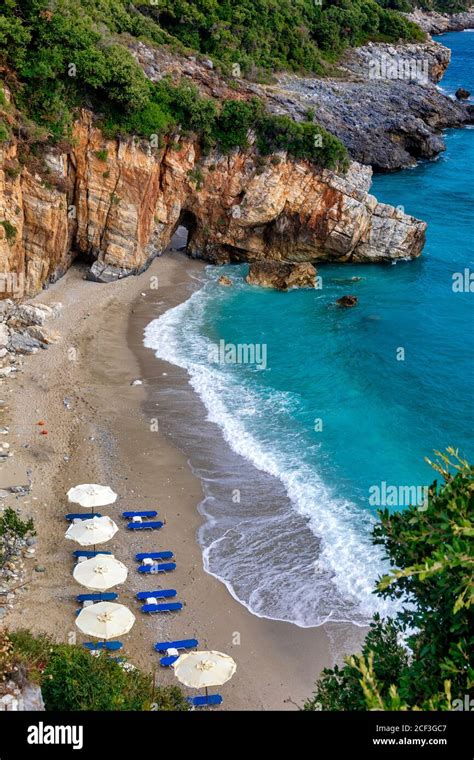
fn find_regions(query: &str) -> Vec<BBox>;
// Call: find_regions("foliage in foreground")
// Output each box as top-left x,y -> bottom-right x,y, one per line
0,507 -> 35,569
305,449 -> 474,711
4,629 -> 188,711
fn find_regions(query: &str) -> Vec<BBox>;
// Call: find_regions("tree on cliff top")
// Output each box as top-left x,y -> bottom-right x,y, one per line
305,449 -> 474,711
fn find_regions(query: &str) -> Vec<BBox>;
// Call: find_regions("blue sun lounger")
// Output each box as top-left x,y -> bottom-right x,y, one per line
136,589 -> 177,600
83,641 -> 123,652
138,562 -> 176,574
76,593 -> 118,603
73,550 -> 112,559
127,521 -> 164,530
187,695 -> 223,708
123,510 -> 158,519
65,513 -> 102,521
154,638 -> 198,653
154,638 -> 198,667
136,551 -> 174,561
141,602 -> 183,614
159,655 -> 179,667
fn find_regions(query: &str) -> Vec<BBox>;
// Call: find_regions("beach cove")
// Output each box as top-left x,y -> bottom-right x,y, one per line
1,253 -> 366,710
0,27 -> 471,713
141,30 -> 473,631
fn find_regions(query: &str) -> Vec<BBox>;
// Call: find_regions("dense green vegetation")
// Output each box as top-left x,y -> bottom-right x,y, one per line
0,1 -> 350,170
305,449 -> 474,711
2,0 -> 462,172
3,629 -> 188,711
139,0 -> 424,73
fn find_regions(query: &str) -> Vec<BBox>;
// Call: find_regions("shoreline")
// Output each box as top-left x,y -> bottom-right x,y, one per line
1,252 -> 364,710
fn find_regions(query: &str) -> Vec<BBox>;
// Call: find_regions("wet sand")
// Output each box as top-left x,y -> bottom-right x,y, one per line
1,253 -> 364,710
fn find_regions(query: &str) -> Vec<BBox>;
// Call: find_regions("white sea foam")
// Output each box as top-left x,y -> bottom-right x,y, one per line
144,285 -> 400,626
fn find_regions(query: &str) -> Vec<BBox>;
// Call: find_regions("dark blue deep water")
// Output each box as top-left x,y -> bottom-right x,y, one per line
145,32 -> 473,627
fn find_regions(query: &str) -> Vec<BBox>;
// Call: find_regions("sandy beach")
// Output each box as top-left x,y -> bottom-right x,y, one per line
0,252 -> 365,710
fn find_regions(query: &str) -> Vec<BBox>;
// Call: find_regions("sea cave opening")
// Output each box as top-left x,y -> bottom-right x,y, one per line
169,210 -> 197,254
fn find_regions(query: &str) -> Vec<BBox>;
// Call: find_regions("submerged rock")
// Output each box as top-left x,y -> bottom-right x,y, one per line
336,295 -> 358,307
246,261 -> 317,290
218,275 -> 232,287
455,87 -> 470,101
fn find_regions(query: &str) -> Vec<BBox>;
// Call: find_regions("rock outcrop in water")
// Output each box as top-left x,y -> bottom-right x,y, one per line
246,261 -> 317,290
0,110 -> 426,298
266,39 -> 473,171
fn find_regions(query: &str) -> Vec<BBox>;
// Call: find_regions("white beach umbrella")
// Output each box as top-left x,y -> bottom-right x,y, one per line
173,651 -> 236,689
76,602 -> 135,640
65,515 -> 118,547
67,484 -> 117,509
73,555 -> 128,590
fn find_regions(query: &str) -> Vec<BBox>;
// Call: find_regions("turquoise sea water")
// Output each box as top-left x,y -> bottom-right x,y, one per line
145,32 -> 473,627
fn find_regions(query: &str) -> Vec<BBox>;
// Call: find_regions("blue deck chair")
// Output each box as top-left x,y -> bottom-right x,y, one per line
136,551 -> 173,561
76,593 -> 118,602
127,521 -> 164,531
187,695 -> 223,708
141,602 -> 183,614
155,638 -> 198,666
160,655 -> 180,667
154,638 -> 198,653
83,641 -> 123,651
65,513 -> 102,521
73,550 -> 112,559
138,562 -> 176,574
122,510 -> 158,519
136,589 -> 177,600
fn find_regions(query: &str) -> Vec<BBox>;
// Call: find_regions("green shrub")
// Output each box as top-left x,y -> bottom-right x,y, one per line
9,630 -> 189,711
213,99 -> 259,152
0,508 -> 35,571
94,149 -> 108,162
187,166 -> 204,189
0,508 -> 34,540
305,449 -> 474,711
257,114 -> 349,171
0,220 -> 17,244
0,122 -> 10,143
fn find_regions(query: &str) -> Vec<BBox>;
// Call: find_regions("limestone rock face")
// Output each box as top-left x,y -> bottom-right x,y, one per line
246,261 -> 317,290
0,111 -> 426,299
0,139 -> 73,300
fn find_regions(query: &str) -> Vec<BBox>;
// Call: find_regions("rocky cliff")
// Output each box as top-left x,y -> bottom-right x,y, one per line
0,110 -> 426,298
265,39 -> 473,171
133,37 -> 473,172
405,7 -> 474,34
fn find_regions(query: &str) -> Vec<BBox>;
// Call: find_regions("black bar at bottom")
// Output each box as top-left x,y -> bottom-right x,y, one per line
0,709 -> 472,758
